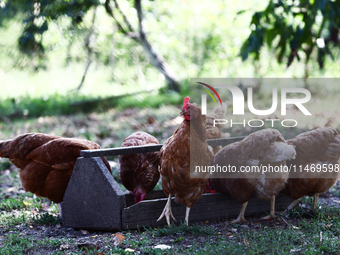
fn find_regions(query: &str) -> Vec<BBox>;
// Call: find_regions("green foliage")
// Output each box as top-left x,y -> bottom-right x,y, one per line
32,212 -> 61,225
0,211 -> 30,227
0,233 -> 62,255
0,196 -> 42,212
1,0 -> 99,55
0,234 -> 36,255
0,159 -> 12,172
0,197 -> 27,211
148,223 -> 216,237
0,92 -> 87,119
0,81 -> 188,120
241,0 -> 340,69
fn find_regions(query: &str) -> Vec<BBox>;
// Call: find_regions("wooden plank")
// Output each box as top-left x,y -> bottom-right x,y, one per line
122,192 -> 293,229
80,137 -> 245,158
125,190 -> 166,207
206,137 -> 244,147
80,144 -> 162,158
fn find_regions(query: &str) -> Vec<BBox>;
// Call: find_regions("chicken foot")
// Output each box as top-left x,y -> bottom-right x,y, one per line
157,194 -> 176,226
260,195 -> 275,221
231,202 -> 248,224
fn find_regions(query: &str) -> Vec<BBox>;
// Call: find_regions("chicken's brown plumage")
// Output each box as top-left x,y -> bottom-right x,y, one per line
119,131 -> 160,203
158,97 -> 213,225
211,129 -> 296,223
285,127 -> 340,210
0,133 -> 111,203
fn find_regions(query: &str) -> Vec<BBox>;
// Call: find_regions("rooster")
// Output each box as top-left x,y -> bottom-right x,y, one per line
285,127 -> 340,210
157,97 -> 213,226
119,131 -> 160,203
211,129 -> 296,223
0,133 -> 111,203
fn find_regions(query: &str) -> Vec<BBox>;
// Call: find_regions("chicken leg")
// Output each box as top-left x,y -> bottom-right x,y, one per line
260,195 -> 275,220
57,203 -> 63,219
232,202 -> 248,224
157,194 -> 176,226
286,198 -> 300,211
313,193 -> 319,210
185,207 -> 190,226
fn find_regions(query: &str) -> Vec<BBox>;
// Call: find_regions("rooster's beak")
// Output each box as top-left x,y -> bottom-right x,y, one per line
180,110 -> 184,116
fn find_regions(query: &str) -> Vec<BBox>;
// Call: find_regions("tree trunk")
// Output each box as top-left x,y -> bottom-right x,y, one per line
105,0 -> 180,92
134,0 -> 180,91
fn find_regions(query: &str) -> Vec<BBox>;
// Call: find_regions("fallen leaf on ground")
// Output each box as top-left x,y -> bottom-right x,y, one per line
112,232 -> 125,246
154,244 -> 171,250
60,244 -> 72,250
125,248 -> 135,253
23,201 -> 30,206
243,238 -> 249,247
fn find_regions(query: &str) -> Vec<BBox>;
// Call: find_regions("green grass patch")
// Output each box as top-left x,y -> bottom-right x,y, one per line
0,159 -> 12,172
0,233 -> 63,255
0,82 -> 189,120
0,196 -> 43,212
32,212 -> 61,225
148,223 -> 217,237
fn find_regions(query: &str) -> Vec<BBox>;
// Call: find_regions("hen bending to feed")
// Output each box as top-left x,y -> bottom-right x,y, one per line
158,97 -> 213,226
0,133 -> 111,203
285,127 -> 340,211
119,131 -> 160,203
211,129 -> 296,223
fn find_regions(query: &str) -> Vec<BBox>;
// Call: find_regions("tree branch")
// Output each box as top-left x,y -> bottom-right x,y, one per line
104,0 -> 180,91
104,0 -> 129,36
135,0 -> 144,37
76,6 -> 97,91
112,0 -> 136,33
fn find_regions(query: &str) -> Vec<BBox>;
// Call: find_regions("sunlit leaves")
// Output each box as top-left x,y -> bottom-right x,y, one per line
240,0 -> 340,69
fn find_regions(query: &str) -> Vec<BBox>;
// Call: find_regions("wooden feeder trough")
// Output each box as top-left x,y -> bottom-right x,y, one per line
61,137 -> 294,231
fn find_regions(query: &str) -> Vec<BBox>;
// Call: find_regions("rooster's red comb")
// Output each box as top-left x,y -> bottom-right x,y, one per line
183,97 -> 190,107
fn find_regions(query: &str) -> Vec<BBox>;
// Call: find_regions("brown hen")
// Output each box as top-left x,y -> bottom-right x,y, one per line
119,131 -> 160,203
285,127 -> 340,210
158,97 -> 213,226
0,133 -> 111,203
211,129 -> 296,223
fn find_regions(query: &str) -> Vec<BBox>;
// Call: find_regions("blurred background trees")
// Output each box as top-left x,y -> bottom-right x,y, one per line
241,0 -> 340,74
0,0 -> 340,119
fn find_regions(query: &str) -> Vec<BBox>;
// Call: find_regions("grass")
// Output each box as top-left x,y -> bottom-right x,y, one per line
0,196 -> 43,212
0,83 -> 189,120
32,212 -> 61,226
0,160 -> 12,172
0,193 -> 340,254
147,223 -> 217,237
0,233 -> 64,255
0,196 -> 60,228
